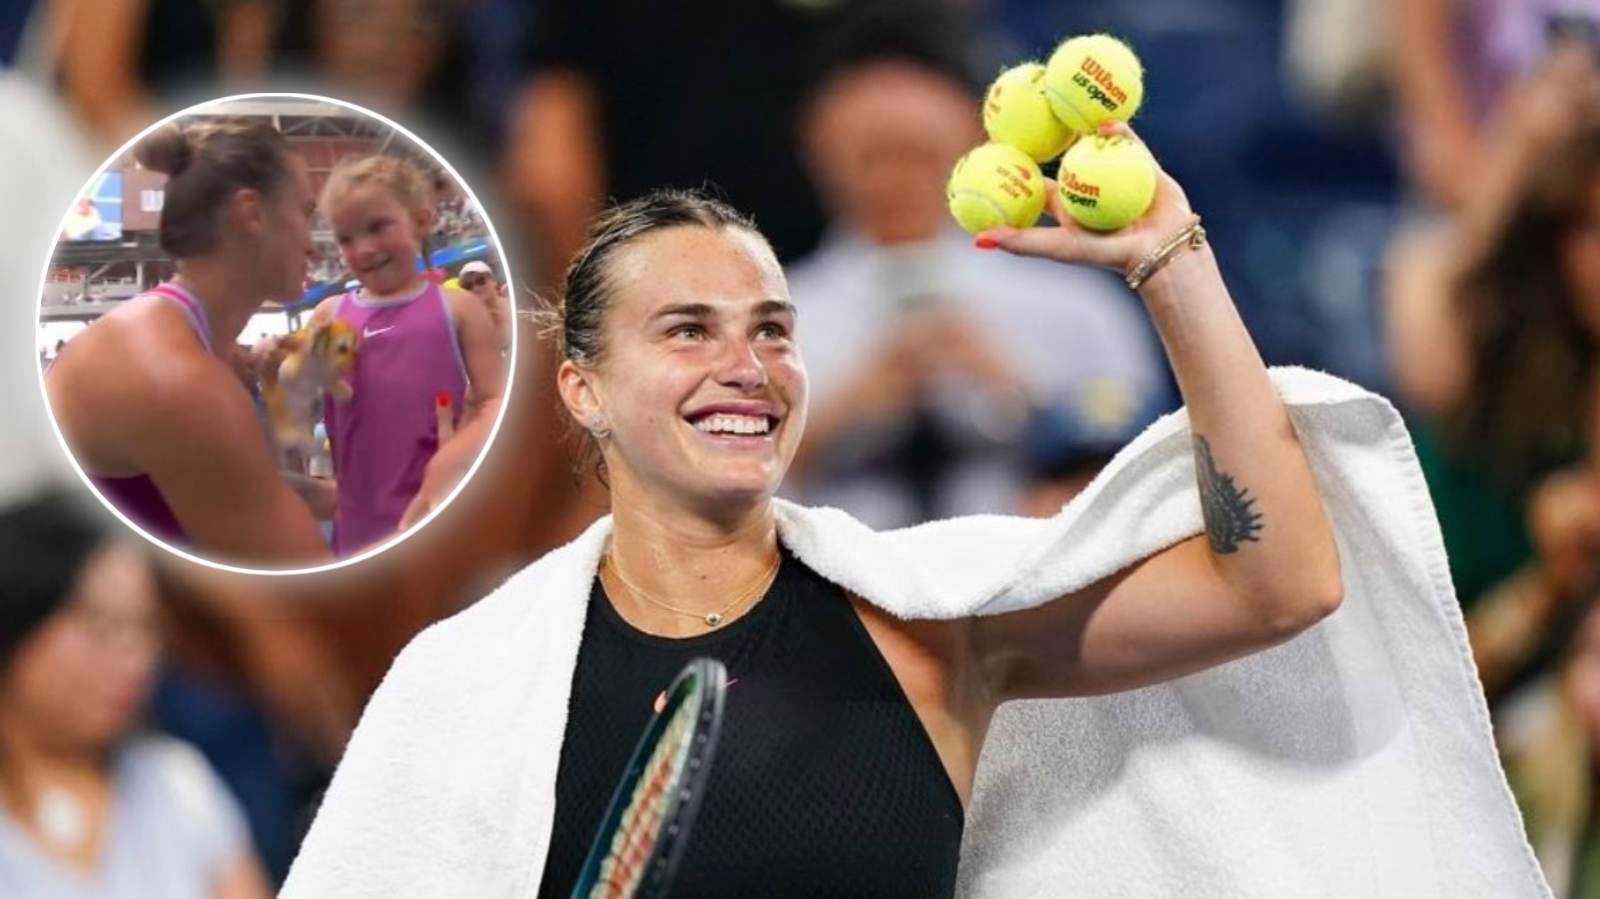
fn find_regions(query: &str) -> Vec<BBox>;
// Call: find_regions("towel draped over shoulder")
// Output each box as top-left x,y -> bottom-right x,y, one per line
282,368 -> 1550,898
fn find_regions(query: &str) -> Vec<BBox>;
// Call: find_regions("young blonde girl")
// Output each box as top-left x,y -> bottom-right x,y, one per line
313,155 -> 505,554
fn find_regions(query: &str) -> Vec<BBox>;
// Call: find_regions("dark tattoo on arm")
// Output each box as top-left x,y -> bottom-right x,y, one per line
1194,435 -> 1263,553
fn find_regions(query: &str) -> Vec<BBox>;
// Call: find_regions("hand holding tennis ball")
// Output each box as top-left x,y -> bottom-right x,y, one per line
972,125 -> 1196,275
946,142 -> 1048,234
1056,133 -> 1157,232
983,63 -> 1076,163
1043,34 -> 1144,133
951,31 -> 1174,264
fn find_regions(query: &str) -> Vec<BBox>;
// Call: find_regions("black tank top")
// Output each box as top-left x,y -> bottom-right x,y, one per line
537,546 -> 964,898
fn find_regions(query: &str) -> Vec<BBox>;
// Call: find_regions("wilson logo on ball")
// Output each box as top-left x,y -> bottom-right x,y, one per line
1079,57 -> 1129,104
1061,172 -> 1101,197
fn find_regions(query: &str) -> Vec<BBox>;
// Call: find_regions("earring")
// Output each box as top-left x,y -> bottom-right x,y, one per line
588,414 -> 610,439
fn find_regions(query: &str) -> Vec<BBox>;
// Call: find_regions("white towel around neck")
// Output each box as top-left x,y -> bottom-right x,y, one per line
281,367 -> 1550,898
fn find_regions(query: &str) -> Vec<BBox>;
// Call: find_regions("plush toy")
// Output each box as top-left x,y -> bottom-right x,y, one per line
263,319 -> 360,456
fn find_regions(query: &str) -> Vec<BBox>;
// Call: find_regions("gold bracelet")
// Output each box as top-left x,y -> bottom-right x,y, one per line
1124,216 -> 1207,291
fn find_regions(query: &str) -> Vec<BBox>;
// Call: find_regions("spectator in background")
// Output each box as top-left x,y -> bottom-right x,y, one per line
61,196 -> 109,241
783,36 -> 1167,527
50,0 -> 275,146
1471,462 -> 1600,705
0,490 -> 270,899
1392,0 -> 1600,212
504,0 -> 971,288
459,259 -> 510,354
1385,49 -> 1600,616
1017,393 -> 1160,518
147,562 -> 358,885
1498,600 -> 1600,897
270,0 -> 483,156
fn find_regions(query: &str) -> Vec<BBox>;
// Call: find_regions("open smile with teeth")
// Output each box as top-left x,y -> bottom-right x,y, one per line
692,413 -> 776,437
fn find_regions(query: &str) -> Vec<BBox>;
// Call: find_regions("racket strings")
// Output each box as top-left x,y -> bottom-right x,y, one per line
592,697 -> 697,898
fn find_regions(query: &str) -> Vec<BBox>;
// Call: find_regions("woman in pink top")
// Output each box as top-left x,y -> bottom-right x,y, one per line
312,156 -> 505,555
46,121 -> 332,567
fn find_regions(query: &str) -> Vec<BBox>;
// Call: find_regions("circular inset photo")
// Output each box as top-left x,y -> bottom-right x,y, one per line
37,94 -> 516,574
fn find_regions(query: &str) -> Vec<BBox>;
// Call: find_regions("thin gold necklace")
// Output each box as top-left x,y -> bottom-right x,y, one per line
603,547 -> 781,628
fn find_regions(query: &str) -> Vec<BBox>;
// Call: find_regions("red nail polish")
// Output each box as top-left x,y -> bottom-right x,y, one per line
974,236 -> 999,250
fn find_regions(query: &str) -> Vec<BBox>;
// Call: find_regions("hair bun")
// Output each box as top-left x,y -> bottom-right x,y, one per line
134,124 -> 195,177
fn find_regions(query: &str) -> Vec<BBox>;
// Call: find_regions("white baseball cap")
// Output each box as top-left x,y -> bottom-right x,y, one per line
459,261 -> 493,278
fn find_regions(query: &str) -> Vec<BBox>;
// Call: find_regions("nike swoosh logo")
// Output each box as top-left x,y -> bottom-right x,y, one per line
362,325 -> 395,339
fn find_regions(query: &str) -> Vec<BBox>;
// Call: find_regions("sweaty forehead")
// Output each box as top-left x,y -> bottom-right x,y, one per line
606,225 -> 786,313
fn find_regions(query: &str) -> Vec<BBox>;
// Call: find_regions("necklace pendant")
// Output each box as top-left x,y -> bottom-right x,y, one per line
705,612 -> 723,627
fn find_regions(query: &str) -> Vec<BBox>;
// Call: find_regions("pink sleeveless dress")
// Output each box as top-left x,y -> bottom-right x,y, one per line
324,281 -> 468,554
78,283 -> 209,543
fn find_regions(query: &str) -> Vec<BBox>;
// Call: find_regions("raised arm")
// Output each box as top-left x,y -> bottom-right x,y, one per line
967,128 -> 1343,700
503,72 -> 604,287
53,0 -> 157,146
1384,48 -> 1600,415
1389,0 -> 1479,211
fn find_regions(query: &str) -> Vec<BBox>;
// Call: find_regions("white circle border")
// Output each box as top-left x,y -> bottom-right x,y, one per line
33,91 -> 521,577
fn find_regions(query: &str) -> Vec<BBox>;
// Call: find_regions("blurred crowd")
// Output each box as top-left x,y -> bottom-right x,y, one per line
8,0 -> 1600,895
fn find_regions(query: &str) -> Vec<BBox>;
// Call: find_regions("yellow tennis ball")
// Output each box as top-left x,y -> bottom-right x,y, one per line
1043,34 -> 1144,133
982,63 -> 1078,163
946,142 -> 1048,234
1056,134 -> 1157,232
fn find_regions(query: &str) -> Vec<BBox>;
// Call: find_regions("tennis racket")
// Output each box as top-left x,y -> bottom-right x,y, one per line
569,657 -> 727,899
